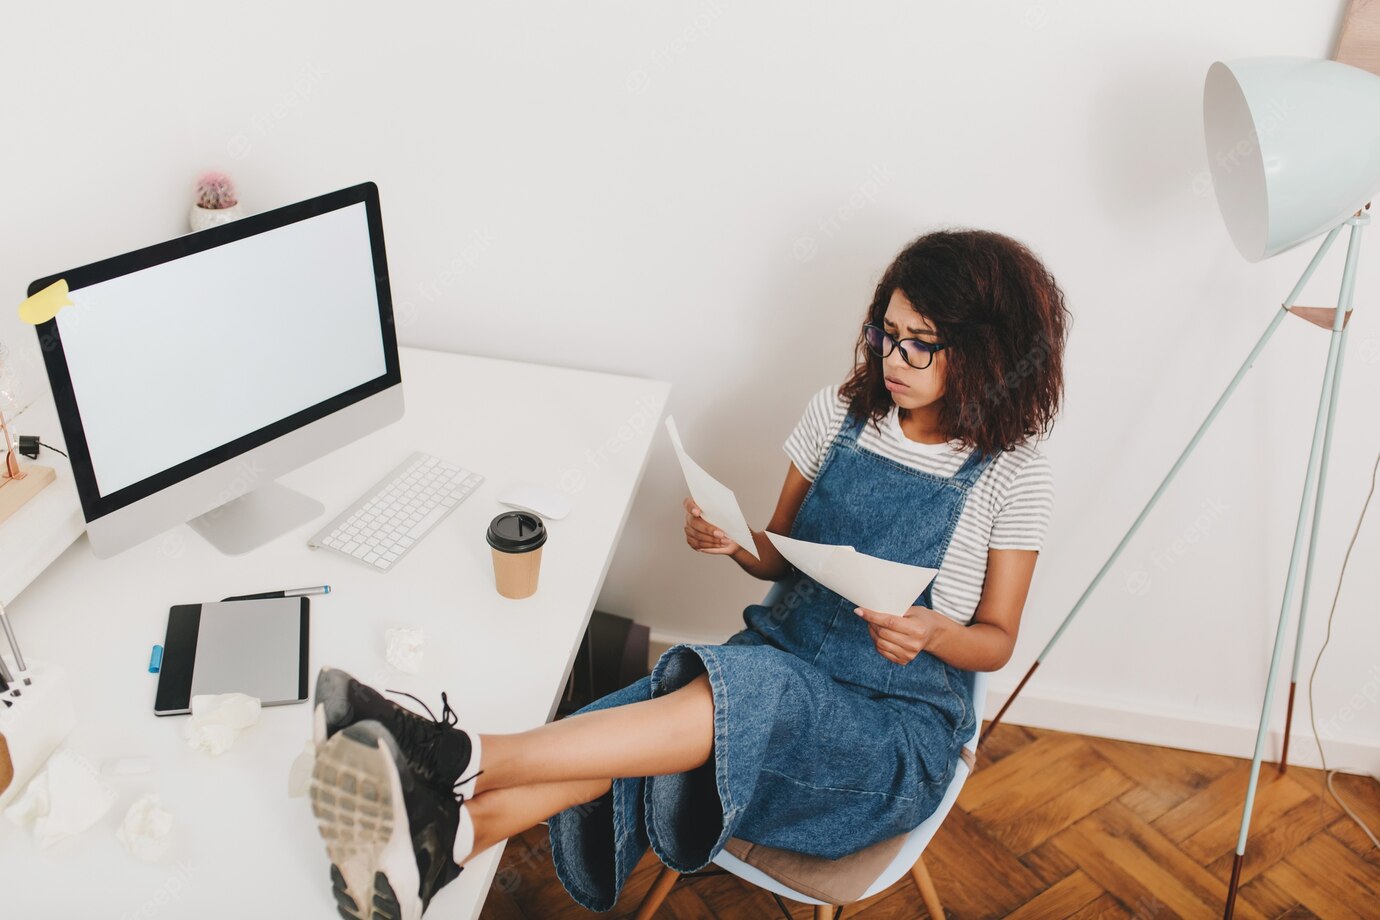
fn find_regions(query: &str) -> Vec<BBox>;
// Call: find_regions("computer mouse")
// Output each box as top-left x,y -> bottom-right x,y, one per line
498,483 -> 571,521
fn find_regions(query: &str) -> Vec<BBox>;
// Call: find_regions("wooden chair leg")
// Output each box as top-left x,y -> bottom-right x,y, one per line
634,864 -> 680,920
813,906 -> 835,920
909,853 -> 945,919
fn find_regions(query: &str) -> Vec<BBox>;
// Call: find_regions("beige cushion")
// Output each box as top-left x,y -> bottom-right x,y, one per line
722,747 -> 976,905
723,831 -> 909,905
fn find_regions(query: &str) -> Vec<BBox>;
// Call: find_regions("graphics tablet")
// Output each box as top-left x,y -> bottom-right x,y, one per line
154,596 -> 310,716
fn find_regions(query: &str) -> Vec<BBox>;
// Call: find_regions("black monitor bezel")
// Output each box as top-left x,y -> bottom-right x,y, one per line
29,181 -> 401,524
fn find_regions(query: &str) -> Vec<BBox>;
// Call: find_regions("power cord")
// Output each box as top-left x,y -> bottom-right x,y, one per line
1306,448 -> 1380,850
16,435 -> 66,459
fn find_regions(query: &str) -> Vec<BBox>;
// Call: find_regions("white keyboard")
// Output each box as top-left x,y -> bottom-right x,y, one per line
308,451 -> 485,571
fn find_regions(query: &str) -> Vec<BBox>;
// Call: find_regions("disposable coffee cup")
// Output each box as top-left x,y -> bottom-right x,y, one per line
487,511 -> 547,599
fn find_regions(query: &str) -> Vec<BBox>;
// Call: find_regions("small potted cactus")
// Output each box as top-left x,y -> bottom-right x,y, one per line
189,171 -> 243,231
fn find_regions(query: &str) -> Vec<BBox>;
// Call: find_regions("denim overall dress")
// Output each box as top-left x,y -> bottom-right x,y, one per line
548,409 -> 998,911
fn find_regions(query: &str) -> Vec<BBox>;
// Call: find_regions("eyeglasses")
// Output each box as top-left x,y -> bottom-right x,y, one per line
862,324 -> 948,370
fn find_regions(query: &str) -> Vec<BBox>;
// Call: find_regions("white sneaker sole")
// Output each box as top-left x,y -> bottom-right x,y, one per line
309,728 -> 422,920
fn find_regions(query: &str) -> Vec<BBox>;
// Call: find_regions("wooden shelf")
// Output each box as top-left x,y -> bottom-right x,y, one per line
0,464 -> 55,526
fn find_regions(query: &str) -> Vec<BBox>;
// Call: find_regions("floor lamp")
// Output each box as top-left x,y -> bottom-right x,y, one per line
974,56 -> 1380,919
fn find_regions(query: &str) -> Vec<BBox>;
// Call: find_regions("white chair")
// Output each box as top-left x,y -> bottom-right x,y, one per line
634,582 -> 988,920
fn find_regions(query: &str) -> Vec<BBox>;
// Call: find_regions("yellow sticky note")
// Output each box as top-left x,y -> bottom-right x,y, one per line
18,279 -> 73,324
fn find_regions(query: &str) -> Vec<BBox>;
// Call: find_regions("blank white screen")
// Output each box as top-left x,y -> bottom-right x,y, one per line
57,202 -> 387,497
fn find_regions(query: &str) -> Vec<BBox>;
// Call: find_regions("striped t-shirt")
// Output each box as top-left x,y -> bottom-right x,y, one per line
783,385 -> 1054,626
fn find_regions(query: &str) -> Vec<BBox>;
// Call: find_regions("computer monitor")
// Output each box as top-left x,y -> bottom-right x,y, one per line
29,181 -> 403,558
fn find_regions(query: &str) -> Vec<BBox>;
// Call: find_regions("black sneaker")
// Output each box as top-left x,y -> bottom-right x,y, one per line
313,667 -> 479,797
310,719 -> 462,920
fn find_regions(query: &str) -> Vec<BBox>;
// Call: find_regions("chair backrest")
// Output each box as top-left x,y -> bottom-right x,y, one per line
966,670 -> 989,752
857,668 -> 986,898
715,581 -> 988,904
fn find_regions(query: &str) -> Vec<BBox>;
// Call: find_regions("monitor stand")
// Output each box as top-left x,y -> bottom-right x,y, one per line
187,481 -> 325,555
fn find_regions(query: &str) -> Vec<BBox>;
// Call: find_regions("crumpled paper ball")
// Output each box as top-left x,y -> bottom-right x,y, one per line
3,749 -> 115,849
184,692 -> 261,756
117,793 -> 174,862
385,627 -> 425,674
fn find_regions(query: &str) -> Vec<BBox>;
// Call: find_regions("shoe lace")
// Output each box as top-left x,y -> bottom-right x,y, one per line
451,766 -> 484,805
384,688 -> 484,800
386,687 -> 456,727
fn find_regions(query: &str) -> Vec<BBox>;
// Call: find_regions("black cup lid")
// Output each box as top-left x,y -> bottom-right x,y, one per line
487,511 -> 547,552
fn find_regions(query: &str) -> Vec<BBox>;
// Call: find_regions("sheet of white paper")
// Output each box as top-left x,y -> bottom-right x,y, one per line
764,530 -> 841,574
665,416 -> 757,555
766,532 -> 939,617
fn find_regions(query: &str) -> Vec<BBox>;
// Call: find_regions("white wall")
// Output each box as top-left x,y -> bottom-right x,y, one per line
2,1 -> 1377,770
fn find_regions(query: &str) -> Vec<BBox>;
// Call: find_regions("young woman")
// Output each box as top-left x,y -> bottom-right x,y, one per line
307,229 -> 1069,920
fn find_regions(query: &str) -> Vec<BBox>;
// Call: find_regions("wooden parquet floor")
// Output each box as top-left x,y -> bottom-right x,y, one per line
478,722 -> 1380,919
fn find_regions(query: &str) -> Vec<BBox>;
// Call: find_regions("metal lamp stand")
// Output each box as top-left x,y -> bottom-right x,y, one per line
975,207 -> 1366,919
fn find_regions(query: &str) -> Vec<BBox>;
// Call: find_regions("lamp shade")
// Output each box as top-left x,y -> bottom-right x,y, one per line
1203,56 -> 1380,262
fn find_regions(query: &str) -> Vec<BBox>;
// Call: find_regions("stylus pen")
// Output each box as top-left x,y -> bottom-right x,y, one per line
223,585 -> 331,602
0,603 -> 27,686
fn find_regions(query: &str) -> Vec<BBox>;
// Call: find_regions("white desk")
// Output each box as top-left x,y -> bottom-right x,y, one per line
0,346 -> 669,920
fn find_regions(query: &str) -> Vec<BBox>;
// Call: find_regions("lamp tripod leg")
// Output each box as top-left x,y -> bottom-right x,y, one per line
980,660 -> 1038,747
977,225 -> 1344,752
1279,681 -> 1298,775
1280,317 -> 1351,774
1224,218 -> 1363,919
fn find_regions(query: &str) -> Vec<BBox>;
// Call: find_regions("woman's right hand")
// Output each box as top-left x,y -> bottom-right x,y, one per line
684,497 -> 743,556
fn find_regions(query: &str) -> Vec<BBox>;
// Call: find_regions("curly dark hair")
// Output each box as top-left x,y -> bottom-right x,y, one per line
839,229 -> 1070,456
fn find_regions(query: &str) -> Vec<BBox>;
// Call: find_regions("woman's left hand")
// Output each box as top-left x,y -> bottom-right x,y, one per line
854,605 -> 946,665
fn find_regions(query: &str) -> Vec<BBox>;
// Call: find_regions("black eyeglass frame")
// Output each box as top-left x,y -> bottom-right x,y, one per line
862,323 -> 949,370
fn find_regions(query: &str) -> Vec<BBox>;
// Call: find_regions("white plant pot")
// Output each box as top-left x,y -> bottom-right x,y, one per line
189,202 -> 244,232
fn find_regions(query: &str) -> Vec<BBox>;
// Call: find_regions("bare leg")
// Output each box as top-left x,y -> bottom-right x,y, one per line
474,673 -> 714,794
460,777 -> 613,865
